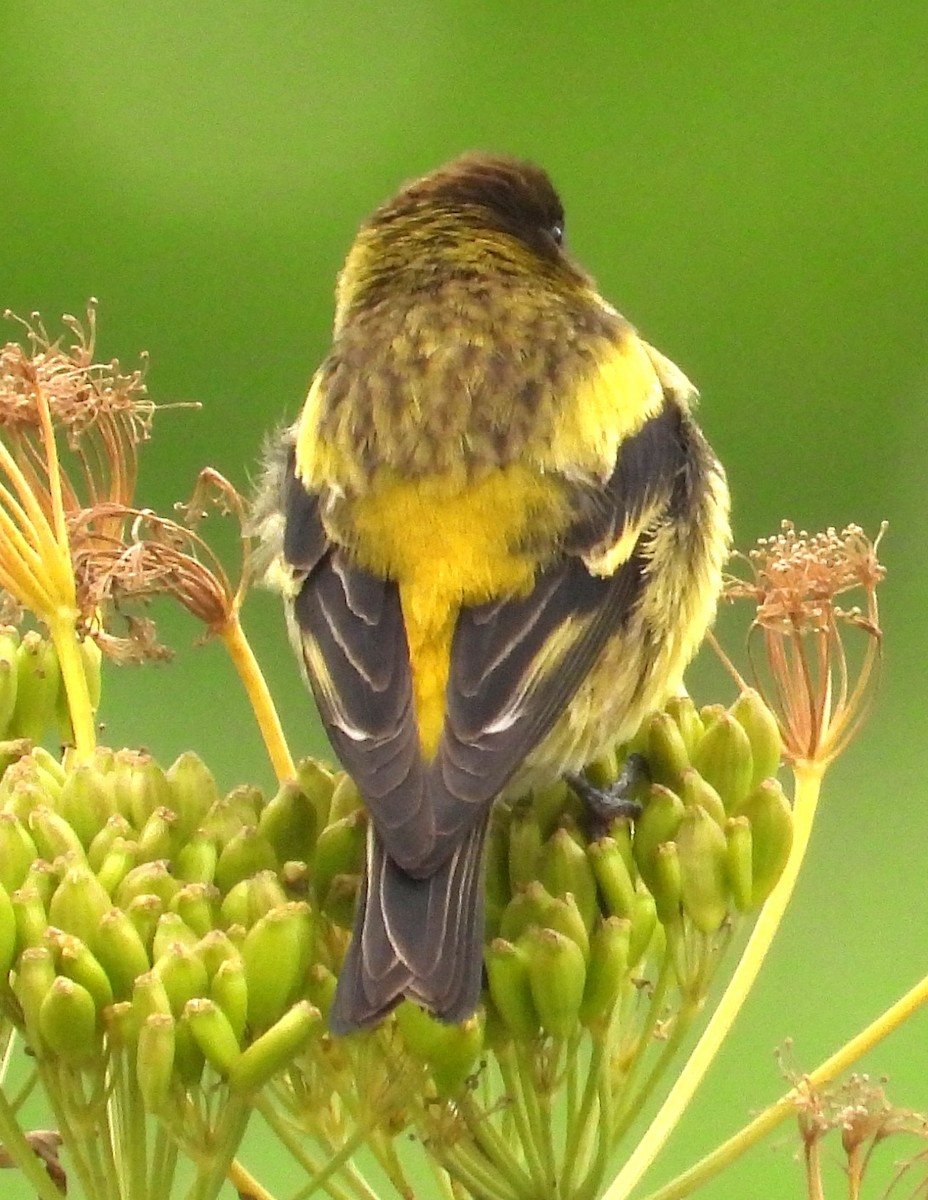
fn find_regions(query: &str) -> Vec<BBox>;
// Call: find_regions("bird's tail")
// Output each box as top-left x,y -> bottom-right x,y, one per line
328,818 -> 488,1034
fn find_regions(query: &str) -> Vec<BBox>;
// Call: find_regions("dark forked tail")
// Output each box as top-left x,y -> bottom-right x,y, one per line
328,818 -> 488,1034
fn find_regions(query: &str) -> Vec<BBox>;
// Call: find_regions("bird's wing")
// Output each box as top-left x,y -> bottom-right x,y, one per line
284,384 -> 696,876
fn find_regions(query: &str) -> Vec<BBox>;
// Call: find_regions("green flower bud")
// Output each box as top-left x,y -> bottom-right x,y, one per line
219,879 -> 252,930
312,810 -> 366,909
56,763 -> 116,850
153,912 -> 201,961
104,999 -> 138,1051
0,880 -> 16,979
588,836 -> 637,919
652,842 -> 683,926
184,997 -> 241,1076
174,1007 -> 205,1086
28,804 -> 85,862
676,806 -> 730,934
132,970 -> 173,1024
499,881 -> 556,943
12,886 -> 49,950
678,769 -> 727,828
228,1000 -> 321,1095
730,690 -> 783,789
9,633 -> 59,744
3,777 -> 51,825
116,861 -> 179,910
202,786 -> 263,845
56,635 -> 102,744
87,814 -> 133,872
322,874 -> 360,930
137,1013 -> 175,1113
483,807 -> 512,939
632,785 -> 685,897
507,799 -> 543,892
48,861 -> 113,945
39,976 -> 101,1066
22,858 -> 57,909
95,838 -> 139,896
646,711 -> 691,790
30,745 -> 67,788
126,894 -> 165,952
724,816 -> 754,912
700,703 -> 726,728
531,779 -> 573,840
523,926 -> 586,1040
692,713 -> 754,814
241,902 -> 312,1032
210,957 -> 248,1042
174,834 -> 218,886
214,827 -> 277,895
541,892 -> 591,960
583,748 -> 620,790
170,883 -> 220,939
733,779 -> 794,906
664,694 -> 704,759
395,1002 -> 483,1096
0,811 -> 39,892
164,751 -> 220,838
218,871 -> 293,931
537,826 -> 598,930
0,738 -> 31,781
94,907 -> 151,1001
485,938 -> 538,1042
136,807 -> 178,863
0,626 -> 19,736
304,963 -> 337,1019
328,773 -> 364,823
628,886 -> 658,968
15,944 -> 56,1042
294,758 -> 336,833
46,928 -> 114,1012
197,929 -> 241,978
580,916 -> 632,1030
152,941 -> 209,1017
258,780 -> 318,864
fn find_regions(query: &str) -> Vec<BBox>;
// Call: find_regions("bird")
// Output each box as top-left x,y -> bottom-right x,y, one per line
253,152 -> 730,1033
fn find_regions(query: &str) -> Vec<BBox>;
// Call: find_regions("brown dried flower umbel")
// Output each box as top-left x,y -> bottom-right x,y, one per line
790,1068 -> 928,1200
0,303 -> 153,516
722,521 -> 886,765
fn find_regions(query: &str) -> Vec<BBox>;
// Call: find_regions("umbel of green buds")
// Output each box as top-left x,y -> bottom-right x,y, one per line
0,687 -> 792,1200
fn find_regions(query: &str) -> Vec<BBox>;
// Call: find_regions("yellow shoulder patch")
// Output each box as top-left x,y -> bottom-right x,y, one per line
535,330 -> 664,480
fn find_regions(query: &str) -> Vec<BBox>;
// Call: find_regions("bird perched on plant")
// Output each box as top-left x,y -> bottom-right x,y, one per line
253,152 -> 730,1034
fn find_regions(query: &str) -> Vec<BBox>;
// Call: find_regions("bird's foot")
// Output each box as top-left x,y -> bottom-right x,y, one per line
567,753 -> 649,839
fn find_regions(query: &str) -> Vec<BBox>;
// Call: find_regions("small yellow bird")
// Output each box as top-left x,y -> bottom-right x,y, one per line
255,153 -> 730,1033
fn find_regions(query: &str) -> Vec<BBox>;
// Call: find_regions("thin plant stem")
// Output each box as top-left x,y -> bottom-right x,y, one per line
637,968 -> 928,1200
457,1091 -> 535,1199
219,613 -> 295,783
227,1157 -> 278,1200
0,1083 -> 64,1200
516,1045 -> 557,1194
49,613 -> 97,761
602,759 -> 824,1200
607,950 -> 676,1146
255,1095 -> 373,1200
496,1043 -> 550,1195
441,1141 -> 524,1200
151,1126 -> 179,1200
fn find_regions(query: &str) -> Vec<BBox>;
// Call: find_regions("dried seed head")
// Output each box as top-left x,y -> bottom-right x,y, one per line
722,522 -> 886,765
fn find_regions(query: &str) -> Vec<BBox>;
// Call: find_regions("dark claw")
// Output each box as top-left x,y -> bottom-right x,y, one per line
567,753 -> 650,838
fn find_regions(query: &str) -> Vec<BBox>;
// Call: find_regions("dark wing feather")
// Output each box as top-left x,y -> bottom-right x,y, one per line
285,399 -> 692,874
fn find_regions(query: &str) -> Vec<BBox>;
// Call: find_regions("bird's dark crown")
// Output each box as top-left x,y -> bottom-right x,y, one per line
368,153 -> 567,256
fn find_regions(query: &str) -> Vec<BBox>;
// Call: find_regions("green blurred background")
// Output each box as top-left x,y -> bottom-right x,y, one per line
3,2 -> 927,1196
